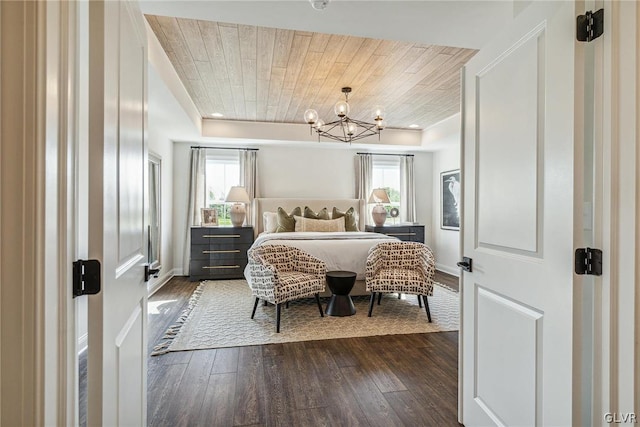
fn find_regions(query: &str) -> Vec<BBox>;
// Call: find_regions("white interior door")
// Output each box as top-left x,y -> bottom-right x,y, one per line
87,1 -> 148,426
461,1 -> 577,426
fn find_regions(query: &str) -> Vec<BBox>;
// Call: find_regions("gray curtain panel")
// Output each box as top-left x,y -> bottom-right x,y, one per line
183,148 -> 205,275
240,150 -> 258,226
355,153 -> 373,225
400,155 -> 416,223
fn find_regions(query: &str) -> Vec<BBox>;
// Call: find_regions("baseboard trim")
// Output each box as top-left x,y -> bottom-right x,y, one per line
436,263 -> 460,277
148,268 -> 177,296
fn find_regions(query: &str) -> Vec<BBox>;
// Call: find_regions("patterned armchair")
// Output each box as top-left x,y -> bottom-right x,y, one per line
365,241 -> 436,322
247,245 -> 326,332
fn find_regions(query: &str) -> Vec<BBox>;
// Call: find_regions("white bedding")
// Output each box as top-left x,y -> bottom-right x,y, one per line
244,231 -> 397,281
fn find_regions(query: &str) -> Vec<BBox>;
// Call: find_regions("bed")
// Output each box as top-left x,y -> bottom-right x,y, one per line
245,198 -> 397,296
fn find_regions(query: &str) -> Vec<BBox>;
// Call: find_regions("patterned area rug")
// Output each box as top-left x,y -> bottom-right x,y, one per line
152,279 -> 459,355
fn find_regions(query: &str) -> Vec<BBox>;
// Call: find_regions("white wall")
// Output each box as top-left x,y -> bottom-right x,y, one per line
427,117 -> 461,276
147,63 -> 199,292
172,142 -> 434,274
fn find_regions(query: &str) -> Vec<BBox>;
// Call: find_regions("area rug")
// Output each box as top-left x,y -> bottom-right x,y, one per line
152,279 -> 459,355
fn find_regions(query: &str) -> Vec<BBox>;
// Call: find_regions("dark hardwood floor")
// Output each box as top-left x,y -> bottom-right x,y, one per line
146,273 -> 461,426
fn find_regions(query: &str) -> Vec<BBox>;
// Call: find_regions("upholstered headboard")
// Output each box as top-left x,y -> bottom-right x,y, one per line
252,198 -> 366,237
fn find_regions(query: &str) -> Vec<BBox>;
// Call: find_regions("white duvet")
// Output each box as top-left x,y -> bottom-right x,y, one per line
244,231 -> 397,281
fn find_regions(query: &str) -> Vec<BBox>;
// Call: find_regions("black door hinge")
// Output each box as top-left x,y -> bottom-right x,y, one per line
577,9 -> 604,42
575,248 -> 602,276
73,259 -> 101,297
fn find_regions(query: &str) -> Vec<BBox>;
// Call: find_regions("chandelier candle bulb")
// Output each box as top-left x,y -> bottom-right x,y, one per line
334,101 -> 349,117
304,109 -> 318,125
373,106 -> 385,121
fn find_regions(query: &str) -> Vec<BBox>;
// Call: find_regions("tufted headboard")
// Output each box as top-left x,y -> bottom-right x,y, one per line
252,198 -> 366,237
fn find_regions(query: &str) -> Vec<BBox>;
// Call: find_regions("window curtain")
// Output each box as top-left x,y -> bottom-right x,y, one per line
355,154 -> 373,225
240,150 -> 258,226
182,148 -> 205,275
400,155 -> 416,223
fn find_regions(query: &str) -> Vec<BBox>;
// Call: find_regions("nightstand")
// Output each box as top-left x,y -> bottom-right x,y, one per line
365,224 -> 425,243
189,226 -> 254,281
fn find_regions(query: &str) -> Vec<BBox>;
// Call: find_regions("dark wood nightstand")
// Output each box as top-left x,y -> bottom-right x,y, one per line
189,226 -> 254,281
365,224 -> 425,243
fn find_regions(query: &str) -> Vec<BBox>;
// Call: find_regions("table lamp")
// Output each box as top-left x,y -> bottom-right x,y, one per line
225,186 -> 250,227
368,188 -> 390,227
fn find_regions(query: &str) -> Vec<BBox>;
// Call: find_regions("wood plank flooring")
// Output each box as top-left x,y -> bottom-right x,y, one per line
147,273 -> 461,426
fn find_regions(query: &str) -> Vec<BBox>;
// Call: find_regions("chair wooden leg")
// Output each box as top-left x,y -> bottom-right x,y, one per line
418,295 -> 423,308
286,301 -> 289,309
314,293 -> 324,317
368,292 -> 376,317
398,293 -> 402,299
422,295 -> 432,322
276,303 -> 282,333
377,292 -> 382,305
251,297 -> 260,319
263,299 -> 268,306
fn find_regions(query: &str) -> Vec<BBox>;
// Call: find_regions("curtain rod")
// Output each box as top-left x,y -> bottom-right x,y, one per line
190,146 -> 259,151
356,152 -> 414,157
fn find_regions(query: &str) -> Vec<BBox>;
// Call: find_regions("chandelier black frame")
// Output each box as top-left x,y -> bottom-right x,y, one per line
304,87 -> 385,143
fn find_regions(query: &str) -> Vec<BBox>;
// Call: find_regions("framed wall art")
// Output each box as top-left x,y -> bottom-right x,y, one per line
441,169 -> 460,231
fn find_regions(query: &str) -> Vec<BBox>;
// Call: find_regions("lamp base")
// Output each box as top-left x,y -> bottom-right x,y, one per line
230,203 -> 246,227
371,204 -> 387,227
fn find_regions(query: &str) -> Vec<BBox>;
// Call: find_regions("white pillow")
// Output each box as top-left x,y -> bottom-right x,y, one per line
263,211 -> 278,233
293,216 -> 346,232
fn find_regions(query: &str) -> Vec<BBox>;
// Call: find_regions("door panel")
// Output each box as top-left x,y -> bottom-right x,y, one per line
476,27 -> 543,254
461,1 -> 576,426
117,1 -> 145,261
475,286 -> 542,426
87,1 -> 148,426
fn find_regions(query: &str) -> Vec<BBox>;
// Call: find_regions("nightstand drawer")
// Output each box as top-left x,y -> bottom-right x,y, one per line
190,259 -> 247,280
365,225 -> 425,243
191,228 -> 253,245
190,245 -> 248,261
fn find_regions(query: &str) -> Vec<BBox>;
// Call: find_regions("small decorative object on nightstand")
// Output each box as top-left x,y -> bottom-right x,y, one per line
225,186 -> 251,227
368,188 -> 390,227
190,226 -> 254,281
365,224 -> 425,243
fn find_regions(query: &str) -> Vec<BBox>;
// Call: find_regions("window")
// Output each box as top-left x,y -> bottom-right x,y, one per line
372,157 -> 401,213
205,151 -> 240,226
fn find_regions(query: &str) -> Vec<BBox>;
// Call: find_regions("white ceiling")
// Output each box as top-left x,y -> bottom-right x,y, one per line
140,1 -> 516,50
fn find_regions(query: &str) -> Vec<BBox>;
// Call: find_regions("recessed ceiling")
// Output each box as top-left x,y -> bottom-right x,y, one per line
146,15 -> 477,130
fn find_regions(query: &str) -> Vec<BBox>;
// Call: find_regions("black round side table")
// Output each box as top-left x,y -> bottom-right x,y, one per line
325,270 -> 357,316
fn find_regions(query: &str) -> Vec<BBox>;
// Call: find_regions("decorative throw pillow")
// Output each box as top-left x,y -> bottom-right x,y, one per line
262,211 -> 278,233
275,207 -> 301,233
294,216 -> 346,232
332,207 -> 359,232
303,206 -> 330,220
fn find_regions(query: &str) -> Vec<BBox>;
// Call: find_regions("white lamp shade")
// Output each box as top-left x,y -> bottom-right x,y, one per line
367,188 -> 390,204
225,186 -> 250,203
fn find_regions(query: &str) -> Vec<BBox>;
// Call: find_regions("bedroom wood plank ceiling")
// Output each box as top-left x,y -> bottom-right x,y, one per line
145,15 -> 477,130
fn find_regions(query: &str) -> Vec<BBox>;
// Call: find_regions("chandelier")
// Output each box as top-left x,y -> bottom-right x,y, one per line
303,87 -> 385,143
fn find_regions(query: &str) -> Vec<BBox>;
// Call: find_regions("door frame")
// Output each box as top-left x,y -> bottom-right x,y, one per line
599,0 -> 640,421
0,1 -> 78,425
